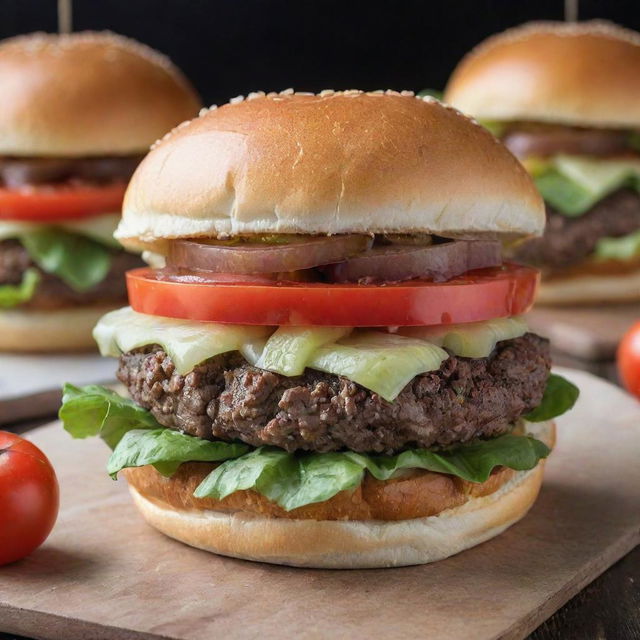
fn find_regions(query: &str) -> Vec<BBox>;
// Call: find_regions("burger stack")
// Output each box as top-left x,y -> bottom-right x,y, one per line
0,32 -> 200,351
59,91 -> 578,568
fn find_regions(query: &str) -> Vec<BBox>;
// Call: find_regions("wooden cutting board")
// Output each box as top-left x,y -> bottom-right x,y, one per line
0,353 -> 115,424
527,303 -> 640,361
1,368 -> 639,640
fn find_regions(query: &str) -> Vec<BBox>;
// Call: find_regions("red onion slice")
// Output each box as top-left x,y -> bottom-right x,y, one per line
167,235 -> 373,274
323,240 -> 502,283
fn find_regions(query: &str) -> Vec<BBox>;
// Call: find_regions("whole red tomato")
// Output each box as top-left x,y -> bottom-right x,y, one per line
618,321 -> 640,398
0,432 -> 59,565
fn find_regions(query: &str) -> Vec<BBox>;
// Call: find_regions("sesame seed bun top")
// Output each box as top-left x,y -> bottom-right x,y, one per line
445,21 -> 640,128
0,31 -> 202,156
117,90 -> 544,250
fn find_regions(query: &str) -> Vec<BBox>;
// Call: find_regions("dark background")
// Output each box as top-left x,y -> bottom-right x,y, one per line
1,0 -> 640,107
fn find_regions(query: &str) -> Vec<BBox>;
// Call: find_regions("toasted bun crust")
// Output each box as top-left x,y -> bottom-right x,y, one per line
0,32 -> 201,156
116,90 -> 544,251
125,461 -> 520,522
445,21 -> 640,128
538,269 -> 640,305
124,420 -> 553,568
0,305 -> 118,352
128,465 -> 544,569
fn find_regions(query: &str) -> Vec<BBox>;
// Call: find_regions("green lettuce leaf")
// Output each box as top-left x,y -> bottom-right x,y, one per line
534,168 -> 604,216
594,230 -> 640,261
350,434 -> 550,481
0,268 -> 40,308
193,448 -> 364,510
108,429 -> 249,478
195,434 -> 551,511
20,229 -> 112,292
193,447 -> 298,503
525,374 -> 579,422
59,383 -> 159,449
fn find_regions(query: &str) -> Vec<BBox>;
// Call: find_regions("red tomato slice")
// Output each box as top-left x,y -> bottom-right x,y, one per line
617,321 -> 640,398
0,183 -> 127,222
126,264 -> 539,326
0,432 -> 59,565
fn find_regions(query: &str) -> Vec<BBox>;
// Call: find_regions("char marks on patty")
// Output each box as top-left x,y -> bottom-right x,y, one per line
117,333 -> 551,454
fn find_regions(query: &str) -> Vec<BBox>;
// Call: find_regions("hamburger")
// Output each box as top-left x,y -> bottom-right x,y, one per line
0,31 -> 201,351
445,21 -> 640,305
59,90 -> 578,568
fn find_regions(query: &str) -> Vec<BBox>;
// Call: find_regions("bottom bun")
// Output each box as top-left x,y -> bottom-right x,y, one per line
538,269 -> 640,305
125,420 -> 554,568
129,465 -> 545,568
0,305 -> 117,352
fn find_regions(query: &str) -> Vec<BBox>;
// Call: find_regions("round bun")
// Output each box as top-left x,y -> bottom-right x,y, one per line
444,21 -> 640,128
0,305 -> 118,352
117,90 -> 544,251
124,419 -> 554,568
538,269 -> 640,305
0,32 -> 201,156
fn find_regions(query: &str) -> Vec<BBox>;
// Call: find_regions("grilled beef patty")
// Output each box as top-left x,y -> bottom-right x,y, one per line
512,189 -> 640,271
117,333 -> 551,454
0,239 -> 141,310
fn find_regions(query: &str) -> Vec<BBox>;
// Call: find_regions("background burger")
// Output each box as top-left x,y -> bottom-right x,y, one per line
445,21 -> 640,305
0,31 -> 201,351
60,90 -> 578,568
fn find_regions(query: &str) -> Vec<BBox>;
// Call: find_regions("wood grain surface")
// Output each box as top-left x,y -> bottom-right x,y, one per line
0,369 -> 638,640
527,304 -> 640,361
3,550 -> 639,640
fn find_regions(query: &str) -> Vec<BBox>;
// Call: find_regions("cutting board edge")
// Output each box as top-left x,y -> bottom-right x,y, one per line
495,529 -> 640,640
0,605 -> 178,640
2,531 -> 638,640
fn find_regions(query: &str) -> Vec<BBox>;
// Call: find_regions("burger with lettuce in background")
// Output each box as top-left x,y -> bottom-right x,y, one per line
59,90 -> 578,568
0,31 -> 200,351
445,21 -> 640,304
